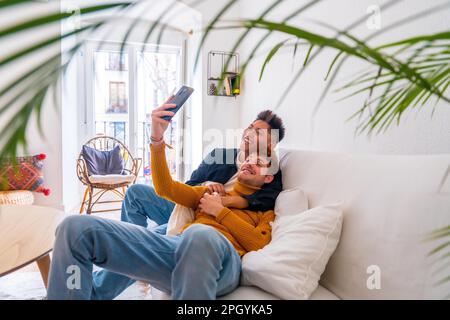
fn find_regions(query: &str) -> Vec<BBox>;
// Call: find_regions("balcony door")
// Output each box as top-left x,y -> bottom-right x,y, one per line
83,42 -> 184,180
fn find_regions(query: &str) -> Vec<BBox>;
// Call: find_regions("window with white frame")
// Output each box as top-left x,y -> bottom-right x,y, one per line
82,42 -> 184,181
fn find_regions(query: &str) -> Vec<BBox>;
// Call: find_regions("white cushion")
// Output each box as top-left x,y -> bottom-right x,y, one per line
89,174 -> 135,184
241,203 -> 343,299
274,187 -> 308,217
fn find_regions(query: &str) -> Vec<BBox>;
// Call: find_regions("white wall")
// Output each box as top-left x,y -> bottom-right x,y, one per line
0,1 -> 65,209
61,0 -> 83,212
25,93 -> 65,209
237,0 -> 450,154
194,1 -> 243,154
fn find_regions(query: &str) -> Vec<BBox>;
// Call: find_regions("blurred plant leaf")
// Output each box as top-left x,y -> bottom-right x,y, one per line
303,44 -> 314,67
424,227 -> 450,289
216,0 -> 287,94
0,2 -> 132,39
226,0 -> 323,82
0,1 -> 133,156
259,39 -> 290,81
193,0 -> 239,70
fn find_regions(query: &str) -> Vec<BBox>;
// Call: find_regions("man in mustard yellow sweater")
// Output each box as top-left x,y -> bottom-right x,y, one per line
47,103 -> 278,300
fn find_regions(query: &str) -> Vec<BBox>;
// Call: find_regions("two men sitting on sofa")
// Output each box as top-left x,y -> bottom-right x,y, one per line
47,102 -> 285,300
121,109 -> 285,233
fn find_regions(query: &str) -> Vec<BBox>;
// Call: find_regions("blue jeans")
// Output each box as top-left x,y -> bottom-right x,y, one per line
47,215 -> 241,300
121,183 -> 175,232
88,184 -> 175,298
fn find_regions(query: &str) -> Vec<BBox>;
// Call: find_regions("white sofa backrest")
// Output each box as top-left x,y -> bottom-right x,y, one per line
278,148 -> 450,299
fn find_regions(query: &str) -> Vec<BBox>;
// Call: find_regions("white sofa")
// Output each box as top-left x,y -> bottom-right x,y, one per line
154,148 -> 450,300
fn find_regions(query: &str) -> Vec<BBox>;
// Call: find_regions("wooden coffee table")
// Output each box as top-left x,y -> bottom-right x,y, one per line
0,205 -> 65,288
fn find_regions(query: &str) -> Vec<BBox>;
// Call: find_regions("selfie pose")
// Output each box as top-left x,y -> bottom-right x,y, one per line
46,100 -> 282,300
88,97 -> 285,298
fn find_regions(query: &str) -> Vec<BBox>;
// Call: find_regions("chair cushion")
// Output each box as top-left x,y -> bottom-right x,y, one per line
89,174 -> 135,185
82,145 -> 124,175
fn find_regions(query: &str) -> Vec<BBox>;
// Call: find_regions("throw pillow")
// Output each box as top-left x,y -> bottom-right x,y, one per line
0,154 -> 51,196
241,203 -> 344,299
274,187 -> 309,216
82,145 -> 124,176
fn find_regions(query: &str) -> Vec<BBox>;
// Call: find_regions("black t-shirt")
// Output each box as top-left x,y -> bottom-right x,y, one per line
185,148 -> 282,211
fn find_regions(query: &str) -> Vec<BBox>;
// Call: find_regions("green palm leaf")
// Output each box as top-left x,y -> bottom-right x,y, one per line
228,0 -> 323,82
312,1 -> 450,133
193,0 -> 239,70
422,225 -> 450,292
259,39 -> 290,82
215,0 -> 288,92
0,2 -> 132,39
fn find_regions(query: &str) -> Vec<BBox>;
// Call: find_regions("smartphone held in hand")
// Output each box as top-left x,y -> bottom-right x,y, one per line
162,85 -> 194,120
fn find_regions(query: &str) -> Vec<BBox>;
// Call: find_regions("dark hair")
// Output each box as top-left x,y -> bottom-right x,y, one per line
255,110 -> 286,142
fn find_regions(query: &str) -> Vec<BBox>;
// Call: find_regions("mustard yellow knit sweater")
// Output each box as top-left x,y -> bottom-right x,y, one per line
150,143 -> 275,256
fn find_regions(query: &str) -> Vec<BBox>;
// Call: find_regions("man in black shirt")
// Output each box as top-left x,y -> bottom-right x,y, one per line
122,110 -> 285,232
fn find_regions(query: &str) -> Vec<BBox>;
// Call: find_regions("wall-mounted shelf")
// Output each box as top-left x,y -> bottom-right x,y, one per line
207,51 -> 240,97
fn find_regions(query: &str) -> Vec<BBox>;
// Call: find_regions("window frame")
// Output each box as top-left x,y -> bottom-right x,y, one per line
80,40 -> 187,180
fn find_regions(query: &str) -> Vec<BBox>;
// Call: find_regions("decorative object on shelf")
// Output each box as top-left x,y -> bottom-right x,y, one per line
207,51 -> 240,97
209,82 -> 218,95
0,154 -> 50,196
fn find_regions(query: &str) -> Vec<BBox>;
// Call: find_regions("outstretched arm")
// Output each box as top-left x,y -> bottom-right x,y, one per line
150,143 -> 206,209
150,100 -> 206,209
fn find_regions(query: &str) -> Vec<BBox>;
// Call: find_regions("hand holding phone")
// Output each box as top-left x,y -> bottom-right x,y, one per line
149,86 -> 194,142
161,85 -> 194,120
